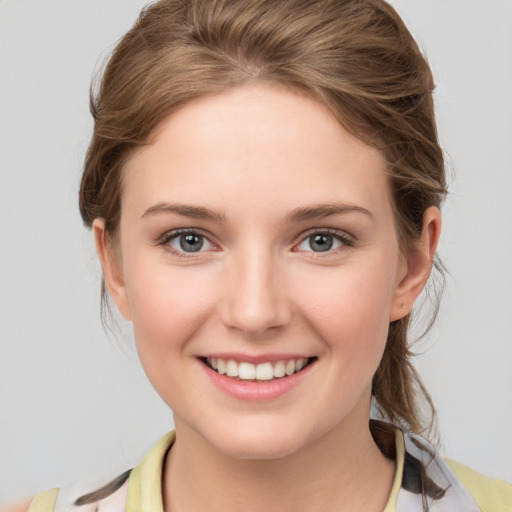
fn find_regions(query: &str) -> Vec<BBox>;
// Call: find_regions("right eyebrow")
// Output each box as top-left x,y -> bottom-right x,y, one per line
141,202 -> 226,222
284,203 -> 373,224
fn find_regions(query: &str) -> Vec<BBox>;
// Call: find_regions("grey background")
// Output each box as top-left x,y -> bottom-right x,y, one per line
1,0 -> 511,505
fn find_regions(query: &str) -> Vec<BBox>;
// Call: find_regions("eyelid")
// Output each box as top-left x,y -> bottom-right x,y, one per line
294,228 -> 355,254
156,227 -> 355,258
157,228 -> 217,257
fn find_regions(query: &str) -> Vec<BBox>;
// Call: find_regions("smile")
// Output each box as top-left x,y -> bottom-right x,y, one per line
204,357 -> 314,381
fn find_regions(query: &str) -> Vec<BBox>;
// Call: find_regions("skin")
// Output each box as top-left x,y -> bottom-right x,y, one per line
3,499 -> 32,512
94,84 -> 441,512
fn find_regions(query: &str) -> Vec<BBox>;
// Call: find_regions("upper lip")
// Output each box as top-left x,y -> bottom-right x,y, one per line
199,352 -> 314,364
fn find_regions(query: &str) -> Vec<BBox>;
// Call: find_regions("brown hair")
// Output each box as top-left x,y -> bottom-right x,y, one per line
79,0 -> 446,435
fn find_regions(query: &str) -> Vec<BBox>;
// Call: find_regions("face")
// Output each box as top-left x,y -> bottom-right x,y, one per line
96,84 -> 430,460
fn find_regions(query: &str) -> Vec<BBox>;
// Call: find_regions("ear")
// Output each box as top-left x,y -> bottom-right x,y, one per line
93,218 -> 132,321
390,206 -> 442,321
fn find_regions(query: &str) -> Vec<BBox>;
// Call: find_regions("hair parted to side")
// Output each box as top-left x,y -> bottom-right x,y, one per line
79,0 -> 447,436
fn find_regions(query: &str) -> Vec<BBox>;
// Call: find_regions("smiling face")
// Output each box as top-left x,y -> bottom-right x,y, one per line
95,84 -> 434,459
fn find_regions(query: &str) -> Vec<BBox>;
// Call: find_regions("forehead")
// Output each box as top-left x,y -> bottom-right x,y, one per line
122,84 -> 391,222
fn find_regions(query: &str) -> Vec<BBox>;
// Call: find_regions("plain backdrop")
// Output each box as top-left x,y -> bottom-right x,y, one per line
1,0 -> 511,505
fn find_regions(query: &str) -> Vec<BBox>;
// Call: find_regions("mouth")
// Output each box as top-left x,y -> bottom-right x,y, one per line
201,356 -> 317,382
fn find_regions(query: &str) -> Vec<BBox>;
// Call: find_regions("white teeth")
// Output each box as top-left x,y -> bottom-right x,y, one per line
273,360 -> 286,378
238,362 -> 256,380
226,360 -> 238,377
207,357 -> 311,380
256,362 -> 274,380
285,360 -> 296,376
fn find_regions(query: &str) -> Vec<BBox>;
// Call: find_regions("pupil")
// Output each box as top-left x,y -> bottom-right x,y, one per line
311,234 -> 332,252
180,233 -> 203,252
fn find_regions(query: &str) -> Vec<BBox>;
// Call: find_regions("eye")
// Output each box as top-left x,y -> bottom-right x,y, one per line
296,230 -> 352,253
161,230 -> 214,255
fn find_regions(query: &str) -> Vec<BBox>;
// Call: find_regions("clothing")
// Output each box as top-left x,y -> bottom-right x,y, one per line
28,422 -> 512,512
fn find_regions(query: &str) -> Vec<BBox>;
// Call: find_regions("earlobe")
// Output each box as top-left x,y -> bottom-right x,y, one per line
93,219 -> 132,321
390,206 -> 442,322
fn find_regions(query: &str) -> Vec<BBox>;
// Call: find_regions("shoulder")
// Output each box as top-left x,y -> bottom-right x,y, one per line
25,431 -> 175,512
444,458 -> 512,512
26,471 -> 130,512
1,498 -> 34,512
398,429 -> 512,512
12,489 -> 59,512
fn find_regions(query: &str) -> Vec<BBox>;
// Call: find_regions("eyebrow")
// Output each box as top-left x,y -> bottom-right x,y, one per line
141,202 -> 372,223
142,203 -> 226,221
284,203 -> 373,223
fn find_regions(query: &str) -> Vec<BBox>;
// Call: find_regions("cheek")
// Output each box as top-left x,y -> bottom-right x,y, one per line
124,259 -> 217,360
292,259 -> 397,356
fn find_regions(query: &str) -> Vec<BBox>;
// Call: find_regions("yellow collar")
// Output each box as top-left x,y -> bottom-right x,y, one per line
125,428 -> 405,512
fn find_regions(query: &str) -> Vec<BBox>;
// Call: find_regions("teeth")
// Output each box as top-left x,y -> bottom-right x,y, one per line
255,362 -> 273,380
273,360 -> 286,378
239,362 -> 256,380
206,357 -> 311,381
285,360 -> 296,376
226,360 -> 238,377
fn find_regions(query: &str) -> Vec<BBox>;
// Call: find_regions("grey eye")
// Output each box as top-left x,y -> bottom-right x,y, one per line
168,232 -> 213,253
309,234 -> 334,252
179,233 -> 204,252
297,232 -> 345,253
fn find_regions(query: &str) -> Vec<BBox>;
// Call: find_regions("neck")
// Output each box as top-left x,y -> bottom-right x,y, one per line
163,415 -> 395,512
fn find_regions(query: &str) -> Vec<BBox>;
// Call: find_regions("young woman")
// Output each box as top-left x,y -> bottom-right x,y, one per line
12,0 -> 511,511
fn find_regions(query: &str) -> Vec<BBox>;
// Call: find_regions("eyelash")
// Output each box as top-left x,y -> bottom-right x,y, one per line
295,228 -> 355,256
157,228 -> 355,258
157,228 -> 214,259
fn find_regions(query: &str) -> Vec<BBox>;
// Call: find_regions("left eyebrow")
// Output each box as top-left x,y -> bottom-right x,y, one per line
284,203 -> 374,224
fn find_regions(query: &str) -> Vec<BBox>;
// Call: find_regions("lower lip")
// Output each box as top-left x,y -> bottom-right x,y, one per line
200,360 -> 316,401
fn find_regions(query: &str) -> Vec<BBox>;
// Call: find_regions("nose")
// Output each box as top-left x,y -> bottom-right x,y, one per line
219,247 -> 291,339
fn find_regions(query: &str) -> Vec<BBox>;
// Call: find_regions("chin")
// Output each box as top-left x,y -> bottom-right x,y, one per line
200,417 -> 315,461
217,436 -> 303,460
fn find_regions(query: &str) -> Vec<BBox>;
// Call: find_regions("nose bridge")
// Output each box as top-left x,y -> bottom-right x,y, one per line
220,241 -> 290,337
